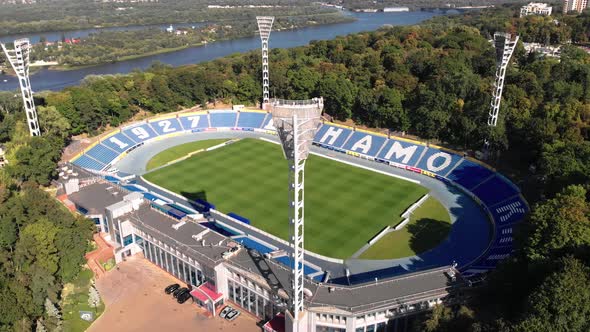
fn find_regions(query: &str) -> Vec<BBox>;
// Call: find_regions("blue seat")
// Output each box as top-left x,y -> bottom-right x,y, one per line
101,132 -> 136,153
73,155 -> 106,171
86,143 -> 119,164
237,112 -> 266,129
200,222 -> 238,237
470,246 -> 514,269
104,175 -> 119,183
376,138 -> 426,166
447,160 -> 495,190
275,256 -> 319,275
313,124 -> 352,149
234,237 -> 274,255
122,124 -> 158,143
342,131 -> 386,157
472,175 -> 519,207
493,224 -> 515,247
491,196 -> 527,225
210,111 -> 236,128
415,148 -> 463,176
149,118 -> 183,136
122,185 -> 143,192
178,114 -> 209,130
313,273 -> 326,282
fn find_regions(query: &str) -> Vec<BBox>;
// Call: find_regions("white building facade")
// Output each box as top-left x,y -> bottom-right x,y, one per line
520,3 -> 553,17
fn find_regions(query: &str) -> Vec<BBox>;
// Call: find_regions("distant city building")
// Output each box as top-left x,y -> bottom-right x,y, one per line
0,0 -> 36,4
383,7 -> 410,12
523,42 -> 561,58
520,3 -> 553,17
563,0 -> 588,13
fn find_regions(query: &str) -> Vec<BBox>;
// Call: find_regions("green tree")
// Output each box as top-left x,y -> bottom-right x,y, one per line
6,137 -> 62,186
37,106 -> 71,140
376,87 -> 408,131
524,185 -> 590,262
515,256 -> 590,332
317,74 -> 355,120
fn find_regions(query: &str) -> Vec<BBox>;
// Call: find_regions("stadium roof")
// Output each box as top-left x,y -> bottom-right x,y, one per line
124,205 -> 231,269
308,267 -> 459,313
67,182 -> 128,215
227,248 -> 460,313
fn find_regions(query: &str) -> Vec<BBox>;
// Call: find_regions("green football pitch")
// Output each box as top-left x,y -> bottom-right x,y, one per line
144,138 -> 430,259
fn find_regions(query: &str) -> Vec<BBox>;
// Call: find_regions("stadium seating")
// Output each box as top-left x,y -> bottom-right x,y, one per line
85,143 -> 119,164
493,225 -> 514,247
470,246 -> 514,269
342,131 -> 387,156
104,175 -> 120,183
376,139 -> 426,166
234,236 -> 274,255
178,114 -> 209,130
236,112 -> 266,129
260,114 -> 275,130
101,132 -> 137,153
447,159 -> 495,190
275,256 -> 319,275
73,154 -> 106,171
415,148 -> 463,176
200,222 -> 237,237
122,185 -> 143,192
472,175 -> 519,207
314,124 -> 353,148
149,118 -> 183,136
122,123 -> 158,143
490,196 -> 527,225
210,111 -> 237,128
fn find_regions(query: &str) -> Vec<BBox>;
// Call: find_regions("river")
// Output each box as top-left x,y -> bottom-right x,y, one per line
0,11 -> 440,92
0,22 -> 208,44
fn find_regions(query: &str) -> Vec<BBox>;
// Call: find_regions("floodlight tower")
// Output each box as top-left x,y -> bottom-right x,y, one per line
256,16 -> 274,107
1,38 -> 40,136
269,98 -> 323,332
487,32 -> 518,128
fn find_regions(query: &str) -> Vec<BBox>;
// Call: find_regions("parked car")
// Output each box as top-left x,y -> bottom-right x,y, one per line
225,309 -> 240,321
173,287 -> 189,298
177,291 -> 192,304
219,306 -> 233,318
164,284 -> 180,294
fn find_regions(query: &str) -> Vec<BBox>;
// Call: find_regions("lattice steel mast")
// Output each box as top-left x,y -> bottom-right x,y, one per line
488,33 -> 518,128
256,16 -> 274,107
1,38 -> 40,136
270,98 -> 323,332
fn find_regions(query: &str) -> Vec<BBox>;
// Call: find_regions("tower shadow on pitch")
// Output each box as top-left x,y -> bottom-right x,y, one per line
180,190 -> 208,202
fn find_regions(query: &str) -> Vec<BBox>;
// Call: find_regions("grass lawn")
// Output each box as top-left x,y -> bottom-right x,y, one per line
61,268 -> 104,332
359,196 -> 451,259
145,138 -> 428,259
146,139 -> 228,170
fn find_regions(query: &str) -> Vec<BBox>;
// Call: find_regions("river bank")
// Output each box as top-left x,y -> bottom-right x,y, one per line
0,11 -> 438,91
28,14 -> 355,71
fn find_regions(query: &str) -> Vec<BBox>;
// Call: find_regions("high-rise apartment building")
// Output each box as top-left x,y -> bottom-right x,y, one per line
563,0 -> 588,14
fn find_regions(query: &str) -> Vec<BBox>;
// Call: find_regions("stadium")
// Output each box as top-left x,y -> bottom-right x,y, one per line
57,107 -> 528,332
